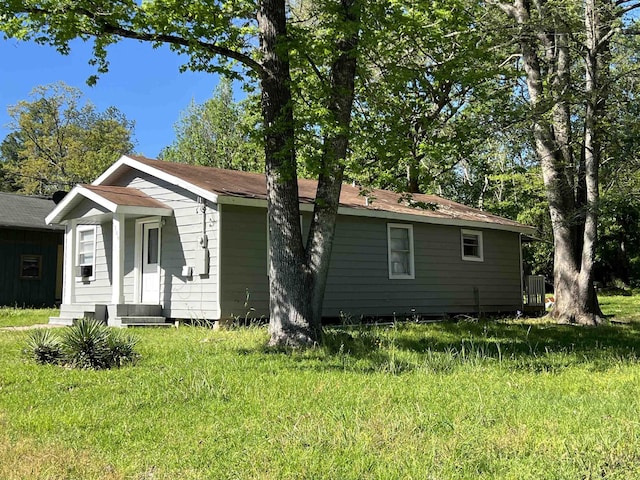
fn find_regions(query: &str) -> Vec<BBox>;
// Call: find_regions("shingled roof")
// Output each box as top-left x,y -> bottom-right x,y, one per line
0,192 -> 63,231
118,156 -> 531,233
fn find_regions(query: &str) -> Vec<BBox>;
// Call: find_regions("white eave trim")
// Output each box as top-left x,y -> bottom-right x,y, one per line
217,195 -> 535,235
93,155 -> 219,204
46,184 -> 172,225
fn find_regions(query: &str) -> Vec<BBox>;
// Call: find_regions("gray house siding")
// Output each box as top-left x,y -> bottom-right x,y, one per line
219,204 -> 269,318
117,171 -> 220,320
219,204 -> 522,320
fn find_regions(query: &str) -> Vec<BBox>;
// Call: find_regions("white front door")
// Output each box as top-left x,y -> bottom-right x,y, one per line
141,221 -> 161,304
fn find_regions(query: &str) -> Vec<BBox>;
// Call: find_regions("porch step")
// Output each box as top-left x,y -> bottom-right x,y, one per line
118,316 -> 172,327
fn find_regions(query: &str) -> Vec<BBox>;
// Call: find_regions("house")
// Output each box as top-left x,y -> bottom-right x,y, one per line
0,192 -> 64,307
46,154 -> 536,326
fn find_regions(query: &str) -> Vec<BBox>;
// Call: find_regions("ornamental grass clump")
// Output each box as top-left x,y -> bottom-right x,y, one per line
25,318 -> 140,369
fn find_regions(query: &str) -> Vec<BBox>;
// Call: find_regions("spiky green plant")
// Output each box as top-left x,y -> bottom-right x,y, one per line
107,330 -> 141,367
25,329 -> 63,365
60,318 -> 111,369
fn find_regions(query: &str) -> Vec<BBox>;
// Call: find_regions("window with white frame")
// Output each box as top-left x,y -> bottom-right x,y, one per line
76,225 -> 97,279
461,229 -> 483,262
387,223 -> 415,279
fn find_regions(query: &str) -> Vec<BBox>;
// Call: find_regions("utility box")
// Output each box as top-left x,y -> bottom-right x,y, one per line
194,249 -> 209,276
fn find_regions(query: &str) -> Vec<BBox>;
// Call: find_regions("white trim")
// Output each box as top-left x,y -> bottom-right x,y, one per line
62,221 -> 76,303
461,229 -> 484,262
75,224 -> 97,281
94,155 -> 219,204
387,223 -> 415,280
134,216 -> 163,304
216,196 -> 534,235
112,213 -> 125,304
79,154 -> 535,236
215,204 -> 222,317
46,183 -> 172,225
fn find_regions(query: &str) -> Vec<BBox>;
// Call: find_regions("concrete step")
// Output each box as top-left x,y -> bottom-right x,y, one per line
118,316 -> 172,327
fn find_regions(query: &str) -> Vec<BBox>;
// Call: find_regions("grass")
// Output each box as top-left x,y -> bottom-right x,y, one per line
0,306 -> 59,328
0,296 -> 639,479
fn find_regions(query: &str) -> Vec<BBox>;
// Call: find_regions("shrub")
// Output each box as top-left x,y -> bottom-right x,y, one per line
107,330 -> 141,367
25,329 -> 63,365
24,318 -> 141,370
61,318 -> 112,369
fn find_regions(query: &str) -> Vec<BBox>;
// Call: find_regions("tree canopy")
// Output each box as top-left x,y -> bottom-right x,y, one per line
0,82 -> 135,195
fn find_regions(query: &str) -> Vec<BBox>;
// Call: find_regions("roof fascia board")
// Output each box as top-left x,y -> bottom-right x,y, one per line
46,186 -> 83,224
217,195 -> 534,235
115,205 -> 173,217
94,155 -> 219,204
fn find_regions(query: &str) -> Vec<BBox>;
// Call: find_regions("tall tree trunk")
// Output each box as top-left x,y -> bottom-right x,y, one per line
258,0 -> 316,346
258,0 -> 361,346
499,0 -> 604,325
307,0 -> 361,330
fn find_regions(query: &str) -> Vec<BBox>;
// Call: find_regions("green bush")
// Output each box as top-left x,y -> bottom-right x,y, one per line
25,329 -> 63,365
25,318 -> 140,370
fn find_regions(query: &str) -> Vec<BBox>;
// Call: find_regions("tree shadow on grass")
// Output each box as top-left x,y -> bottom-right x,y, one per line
304,318 -> 640,375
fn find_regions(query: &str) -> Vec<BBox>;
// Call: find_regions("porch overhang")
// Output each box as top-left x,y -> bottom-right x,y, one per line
46,184 -> 173,225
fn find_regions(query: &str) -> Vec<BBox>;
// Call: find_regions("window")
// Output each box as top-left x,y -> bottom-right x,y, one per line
387,224 -> 415,279
20,255 -> 42,280
461,229 -> 483,262
76,225 -> 96,280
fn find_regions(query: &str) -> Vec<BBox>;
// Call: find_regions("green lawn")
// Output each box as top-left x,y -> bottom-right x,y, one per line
1,297 -> 639,479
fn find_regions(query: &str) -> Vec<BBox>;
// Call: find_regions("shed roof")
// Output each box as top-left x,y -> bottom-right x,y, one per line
0,192 -> 63,231
119,156 -> 531,233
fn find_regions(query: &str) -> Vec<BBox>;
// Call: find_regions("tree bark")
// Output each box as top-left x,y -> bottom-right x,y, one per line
501,0 -> 604,325
258,0 -> 316,347
258,0 -> 361,346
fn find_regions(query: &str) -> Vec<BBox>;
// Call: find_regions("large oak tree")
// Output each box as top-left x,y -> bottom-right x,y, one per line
0,0 -> 361,346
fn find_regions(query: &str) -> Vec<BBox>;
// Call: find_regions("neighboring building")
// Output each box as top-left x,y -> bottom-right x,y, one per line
46,155 -> 536,327
0,192 -> 64,307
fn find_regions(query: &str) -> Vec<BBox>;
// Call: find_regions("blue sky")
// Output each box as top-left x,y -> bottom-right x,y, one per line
0,38 -> 236,158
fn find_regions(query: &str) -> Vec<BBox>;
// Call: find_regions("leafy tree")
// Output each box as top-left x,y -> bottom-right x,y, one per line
0,0 -> 361,347
160,77 -> 263,172
489,0 -> 640,324
0,82 -> 135,195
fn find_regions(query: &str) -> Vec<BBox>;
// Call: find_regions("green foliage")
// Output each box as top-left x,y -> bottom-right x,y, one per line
160,77 -> 263,171
23,318 -> 140,370
25,329 -> 62,365
0,82 -> 135,195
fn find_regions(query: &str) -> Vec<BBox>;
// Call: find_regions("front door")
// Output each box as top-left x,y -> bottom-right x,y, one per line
141,221 -> 160,304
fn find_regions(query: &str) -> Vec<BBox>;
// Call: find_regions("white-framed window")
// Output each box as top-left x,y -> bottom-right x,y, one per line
76,225 -> 97,280
461,229 -> 484,262
387,223 -> 415,279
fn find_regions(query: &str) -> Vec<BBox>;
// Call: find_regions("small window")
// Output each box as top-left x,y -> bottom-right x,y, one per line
461,229 -> 483,262
76,225 -> 97,280
20,255 -> 42,279
387,224 -> 415,279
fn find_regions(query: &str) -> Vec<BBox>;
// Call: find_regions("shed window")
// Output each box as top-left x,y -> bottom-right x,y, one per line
76,225 -> 96,280
20,255 -> 42,280
461,229 -> 484,262
387,224 -> 415,279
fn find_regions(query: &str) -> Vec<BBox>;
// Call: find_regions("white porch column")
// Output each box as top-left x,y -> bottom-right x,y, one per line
62,220 -> 76,304
112,213 -> 125,305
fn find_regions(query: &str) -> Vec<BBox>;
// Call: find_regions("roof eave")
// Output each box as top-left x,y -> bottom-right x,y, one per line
94,155 -> 220,204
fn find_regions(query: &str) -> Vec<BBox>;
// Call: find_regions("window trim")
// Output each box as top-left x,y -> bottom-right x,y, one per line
76,225 -> 97,281
387,223 -> 415,280
461,229 -> 484,262
20,254 -> 42,280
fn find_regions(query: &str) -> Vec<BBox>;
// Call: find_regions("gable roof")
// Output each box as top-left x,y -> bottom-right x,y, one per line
46,184 -> 173,225
0,192 -> 63,232
76,154 -> 535,234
